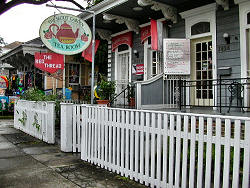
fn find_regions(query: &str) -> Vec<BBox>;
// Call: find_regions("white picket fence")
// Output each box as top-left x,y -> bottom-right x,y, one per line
79,106 -> 250,188
14,100 -> 55,144
60,103 -> 84,152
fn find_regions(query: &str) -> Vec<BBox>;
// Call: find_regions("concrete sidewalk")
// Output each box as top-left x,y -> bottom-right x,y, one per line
0,119 -> 147,188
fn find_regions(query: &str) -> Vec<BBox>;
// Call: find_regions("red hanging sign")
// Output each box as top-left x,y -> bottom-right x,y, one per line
111,32 -> 133,51
34,52 -> 64,74
82,40 -> 100,62
140,25 -> 151,43
151,19 -> 158,50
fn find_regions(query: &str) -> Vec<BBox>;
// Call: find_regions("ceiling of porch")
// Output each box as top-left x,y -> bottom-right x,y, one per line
82,0 -> 216,36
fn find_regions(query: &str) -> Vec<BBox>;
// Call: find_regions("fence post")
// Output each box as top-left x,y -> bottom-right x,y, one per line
46,101 -> 55,144
81,105 -> 88,160
136,83 -> 142,109
60,103 -> 73,152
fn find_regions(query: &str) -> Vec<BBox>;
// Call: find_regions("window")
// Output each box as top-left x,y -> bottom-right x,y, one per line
148,37 -> 151,45
68,64 -> 80,85
151,51 -> 163,77
191,22 -> 210,35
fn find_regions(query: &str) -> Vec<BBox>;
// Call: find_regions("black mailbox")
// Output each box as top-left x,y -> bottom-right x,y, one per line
218,67 -> 232,76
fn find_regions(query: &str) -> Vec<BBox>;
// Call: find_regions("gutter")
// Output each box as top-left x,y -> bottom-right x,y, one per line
0,43 -> 46,61
79,0 -> 128,20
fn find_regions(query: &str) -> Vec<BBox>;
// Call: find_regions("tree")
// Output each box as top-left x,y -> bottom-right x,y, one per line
0,37 -> 7,46
86,0 -> 103,6
0,0 -> 104,15
0,36 -> 7,54
0,0 -> 85,15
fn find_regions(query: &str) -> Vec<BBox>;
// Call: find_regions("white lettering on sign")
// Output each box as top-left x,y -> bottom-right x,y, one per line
44,63 -> 57,68
35,59 -> 45,64
43,55 -> 52,60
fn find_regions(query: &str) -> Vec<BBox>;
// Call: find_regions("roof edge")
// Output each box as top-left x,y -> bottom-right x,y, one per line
79,0 -> 128,20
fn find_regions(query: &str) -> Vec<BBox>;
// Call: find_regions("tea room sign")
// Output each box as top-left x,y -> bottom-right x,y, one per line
39,13 -> 92,55
163,39 -> 190,75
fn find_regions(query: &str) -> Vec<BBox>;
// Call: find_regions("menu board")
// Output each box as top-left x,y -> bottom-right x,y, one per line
163,39 -> 190,75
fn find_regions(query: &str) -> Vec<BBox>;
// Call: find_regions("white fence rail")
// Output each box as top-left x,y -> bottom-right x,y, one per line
60,103 -> 83,152
81,106 -> 250,188
14,100 -> 55,144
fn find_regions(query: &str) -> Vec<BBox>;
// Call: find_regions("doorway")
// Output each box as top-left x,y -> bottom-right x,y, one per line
191,36 -> 213,106
116,46 -> 130,105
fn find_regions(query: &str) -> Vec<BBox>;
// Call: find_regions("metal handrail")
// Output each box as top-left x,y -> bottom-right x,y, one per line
108,85 -> 130,107
108,84 -> 135,108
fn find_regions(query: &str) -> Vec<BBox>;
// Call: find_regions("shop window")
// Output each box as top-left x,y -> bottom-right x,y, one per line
191,22 -> 210,35
68,64 -> 80,85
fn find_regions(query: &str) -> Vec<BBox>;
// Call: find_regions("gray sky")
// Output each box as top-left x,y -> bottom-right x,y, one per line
0,0 -> 87,44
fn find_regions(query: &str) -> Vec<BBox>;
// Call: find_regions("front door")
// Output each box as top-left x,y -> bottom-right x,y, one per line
116,51 -> 130,105
191,36 -> 213,106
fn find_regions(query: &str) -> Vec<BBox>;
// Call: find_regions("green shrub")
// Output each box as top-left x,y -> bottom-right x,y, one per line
97,75 -> 116,100
20,88 -> 61,126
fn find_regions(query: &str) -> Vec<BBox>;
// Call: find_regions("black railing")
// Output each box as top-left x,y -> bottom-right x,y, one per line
178,77 -> 250,113
109,84 -> 135,108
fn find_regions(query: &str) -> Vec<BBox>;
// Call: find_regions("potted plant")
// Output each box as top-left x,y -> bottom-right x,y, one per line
127,83 -> 135,107
96,76 -> 116,106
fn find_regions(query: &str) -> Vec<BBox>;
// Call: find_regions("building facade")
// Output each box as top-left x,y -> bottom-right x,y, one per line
81,0 -> 250,112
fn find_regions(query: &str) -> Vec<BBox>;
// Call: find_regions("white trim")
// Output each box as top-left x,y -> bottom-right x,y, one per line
234,0 -> 249,4
136,73 -> 164,85
114,46 -> 132,82
129,47 -> 132,83
238,1 -> 250,107
180,3 -> 217,19
238,1 -> 250,79
114,46 -> 132,100
143,39 -> 149,81
189,32 -> 213,39
181,3 -> 217,107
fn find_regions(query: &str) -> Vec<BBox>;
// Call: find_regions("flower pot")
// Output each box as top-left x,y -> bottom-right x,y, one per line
96,99 -> 110,107
129,97 -> 135,107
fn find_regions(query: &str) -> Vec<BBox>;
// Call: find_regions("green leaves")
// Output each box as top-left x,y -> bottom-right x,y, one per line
20,88 -> 58,101
32,113 -> 40,131
18,111 -> 27,126
97,76 -> 116,100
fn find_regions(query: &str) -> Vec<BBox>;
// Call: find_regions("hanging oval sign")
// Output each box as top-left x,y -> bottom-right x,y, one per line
39,13 -> 92,55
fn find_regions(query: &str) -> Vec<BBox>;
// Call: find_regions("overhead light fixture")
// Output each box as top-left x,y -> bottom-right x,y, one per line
223,33 -> 230,44
133,49 -> 139,58
133,7 -> 143,11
